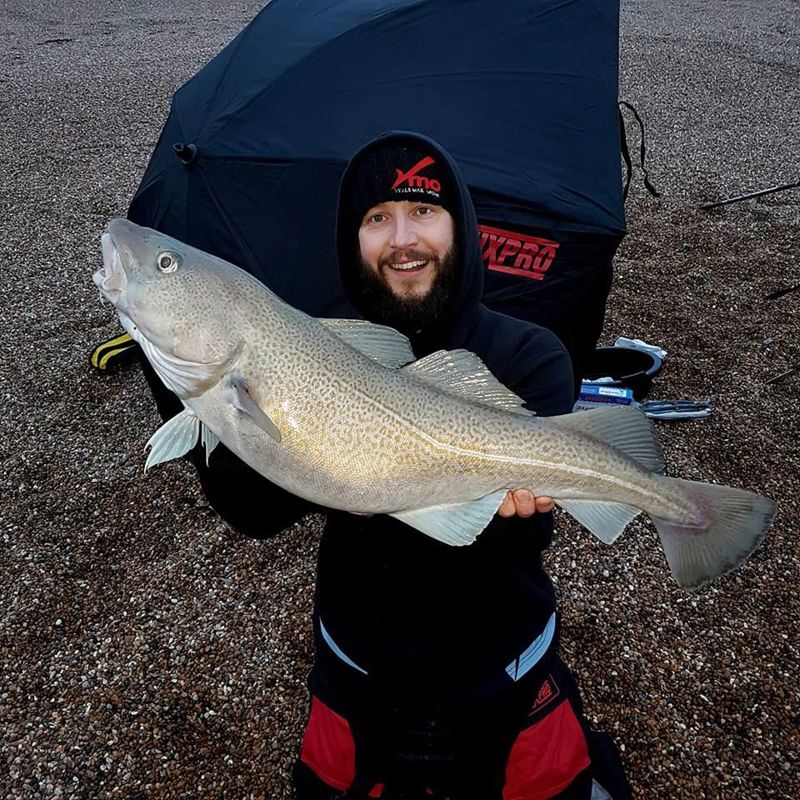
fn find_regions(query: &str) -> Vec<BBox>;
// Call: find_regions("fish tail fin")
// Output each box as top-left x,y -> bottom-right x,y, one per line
652,479 -> 775,588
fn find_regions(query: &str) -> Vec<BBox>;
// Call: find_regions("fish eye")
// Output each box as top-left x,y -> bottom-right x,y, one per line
157,251 -> 180,273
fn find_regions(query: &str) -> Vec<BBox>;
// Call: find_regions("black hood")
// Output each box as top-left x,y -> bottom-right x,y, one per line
336,131 -> 483,354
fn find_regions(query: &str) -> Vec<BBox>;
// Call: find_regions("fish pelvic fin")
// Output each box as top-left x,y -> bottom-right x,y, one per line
551,406 -> 665,473
556,499 -> 642,544
201,424 -> 220,465
653,478 -> 775,589
145,409 -> 201,471
390,490 -> 508,546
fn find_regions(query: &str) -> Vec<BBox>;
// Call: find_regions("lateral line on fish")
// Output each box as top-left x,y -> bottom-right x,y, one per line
350,386 -> 666,507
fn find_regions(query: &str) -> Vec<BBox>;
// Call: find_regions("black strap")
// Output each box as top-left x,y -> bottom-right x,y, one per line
618,106 -> 634,204
618,100 -> 660,200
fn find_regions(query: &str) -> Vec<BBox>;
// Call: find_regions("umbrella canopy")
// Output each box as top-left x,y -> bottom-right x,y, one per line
129,0 -> 625,328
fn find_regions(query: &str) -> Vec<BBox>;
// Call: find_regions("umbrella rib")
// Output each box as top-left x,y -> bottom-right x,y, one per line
194,165 -> 261,271
204,0 -> 599,145
205,0 -> 435,144
191,27 -> 250,142
134,162 -> 183,200
198,154 -> 346,166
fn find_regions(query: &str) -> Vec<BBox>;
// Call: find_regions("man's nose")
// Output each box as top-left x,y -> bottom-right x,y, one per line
389,216 -> 418,248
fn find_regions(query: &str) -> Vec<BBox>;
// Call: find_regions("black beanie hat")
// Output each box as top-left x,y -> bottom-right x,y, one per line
345,140 -> 456,225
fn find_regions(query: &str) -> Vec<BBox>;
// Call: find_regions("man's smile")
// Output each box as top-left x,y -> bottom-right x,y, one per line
385,258 -> 428,273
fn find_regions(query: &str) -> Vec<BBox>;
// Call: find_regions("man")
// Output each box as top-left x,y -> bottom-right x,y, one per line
292,131 -> 630,800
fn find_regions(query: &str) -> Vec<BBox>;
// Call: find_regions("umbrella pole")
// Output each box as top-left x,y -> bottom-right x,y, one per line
700,180 -> 800,209
764,363 -> 800,386
765,282 -> 800,301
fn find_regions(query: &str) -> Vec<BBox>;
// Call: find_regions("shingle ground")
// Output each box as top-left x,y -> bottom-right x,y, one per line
1,3 -> 797,798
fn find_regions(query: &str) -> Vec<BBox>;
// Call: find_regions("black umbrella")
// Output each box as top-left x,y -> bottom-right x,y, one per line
129,0 -> 625,365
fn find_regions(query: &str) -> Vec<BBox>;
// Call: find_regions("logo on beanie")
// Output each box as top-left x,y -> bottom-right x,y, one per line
391,156 -> 441,194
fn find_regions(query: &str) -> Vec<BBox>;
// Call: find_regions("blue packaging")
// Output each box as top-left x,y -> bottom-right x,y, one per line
574,382 -> 635,411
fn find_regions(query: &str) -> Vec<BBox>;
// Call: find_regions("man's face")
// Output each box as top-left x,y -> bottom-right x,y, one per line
357,200 -> 457,330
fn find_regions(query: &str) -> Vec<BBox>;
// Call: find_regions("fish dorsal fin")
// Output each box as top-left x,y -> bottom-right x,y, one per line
390,490 -> 508,546
403,350 -> 534,416
319,318 -> 415,368
145,409 -> 201,471
551,406 -> 665,473
556,499 -> 642,544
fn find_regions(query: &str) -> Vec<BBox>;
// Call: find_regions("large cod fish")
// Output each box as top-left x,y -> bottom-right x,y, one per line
94,218 -> 775,588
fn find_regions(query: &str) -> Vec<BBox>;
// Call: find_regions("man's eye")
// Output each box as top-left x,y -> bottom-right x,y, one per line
369,214 -> 386,223
415,206 -> 432,216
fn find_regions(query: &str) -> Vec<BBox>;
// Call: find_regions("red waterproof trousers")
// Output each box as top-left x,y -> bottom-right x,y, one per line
297,670 -> 594,800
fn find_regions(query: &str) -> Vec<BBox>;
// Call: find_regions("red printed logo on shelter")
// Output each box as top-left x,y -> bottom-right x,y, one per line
479,224 -> 559,280
392,156 -> 441,193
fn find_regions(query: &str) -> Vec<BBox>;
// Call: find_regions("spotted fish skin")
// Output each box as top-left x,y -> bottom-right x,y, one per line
94,218 -> 775,589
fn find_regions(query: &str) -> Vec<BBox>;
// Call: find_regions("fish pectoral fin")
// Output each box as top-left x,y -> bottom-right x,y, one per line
144,409 -> 201,471
318,318 -> 415,368
403,350 -> 534,416
390,490 -> 508,546
551,406 -> 665,473
229,376 -> 282,443
556,499 -> 642,544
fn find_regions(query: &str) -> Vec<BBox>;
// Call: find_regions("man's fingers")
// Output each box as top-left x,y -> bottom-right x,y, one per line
496,490 -> 556,518
497,492 -> 516,517
512,489 -> 536,517
534,496 -> 555,514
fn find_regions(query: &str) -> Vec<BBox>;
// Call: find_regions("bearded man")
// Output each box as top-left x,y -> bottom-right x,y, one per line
292,131 -> 630,800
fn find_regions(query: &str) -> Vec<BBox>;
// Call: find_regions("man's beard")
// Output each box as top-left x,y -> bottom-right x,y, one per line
355,244 -> 459,334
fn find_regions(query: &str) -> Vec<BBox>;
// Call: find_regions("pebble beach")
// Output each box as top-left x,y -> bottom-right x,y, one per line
1,2 -> 798,798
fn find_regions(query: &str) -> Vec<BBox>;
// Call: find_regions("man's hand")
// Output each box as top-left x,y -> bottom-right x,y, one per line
497,490 -> 555,518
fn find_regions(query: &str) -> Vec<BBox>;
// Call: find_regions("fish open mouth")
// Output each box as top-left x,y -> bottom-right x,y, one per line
93,232 -> 128,302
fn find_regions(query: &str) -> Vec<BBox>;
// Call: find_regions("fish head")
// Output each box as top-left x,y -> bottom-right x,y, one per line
94,218 -> 244,397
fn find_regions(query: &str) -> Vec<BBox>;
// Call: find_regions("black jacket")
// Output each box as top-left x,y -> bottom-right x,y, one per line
313,132 -> 574,712
137,131 -> 574,712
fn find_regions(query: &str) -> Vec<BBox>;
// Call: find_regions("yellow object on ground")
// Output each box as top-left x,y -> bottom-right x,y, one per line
90,331 -> 140,370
